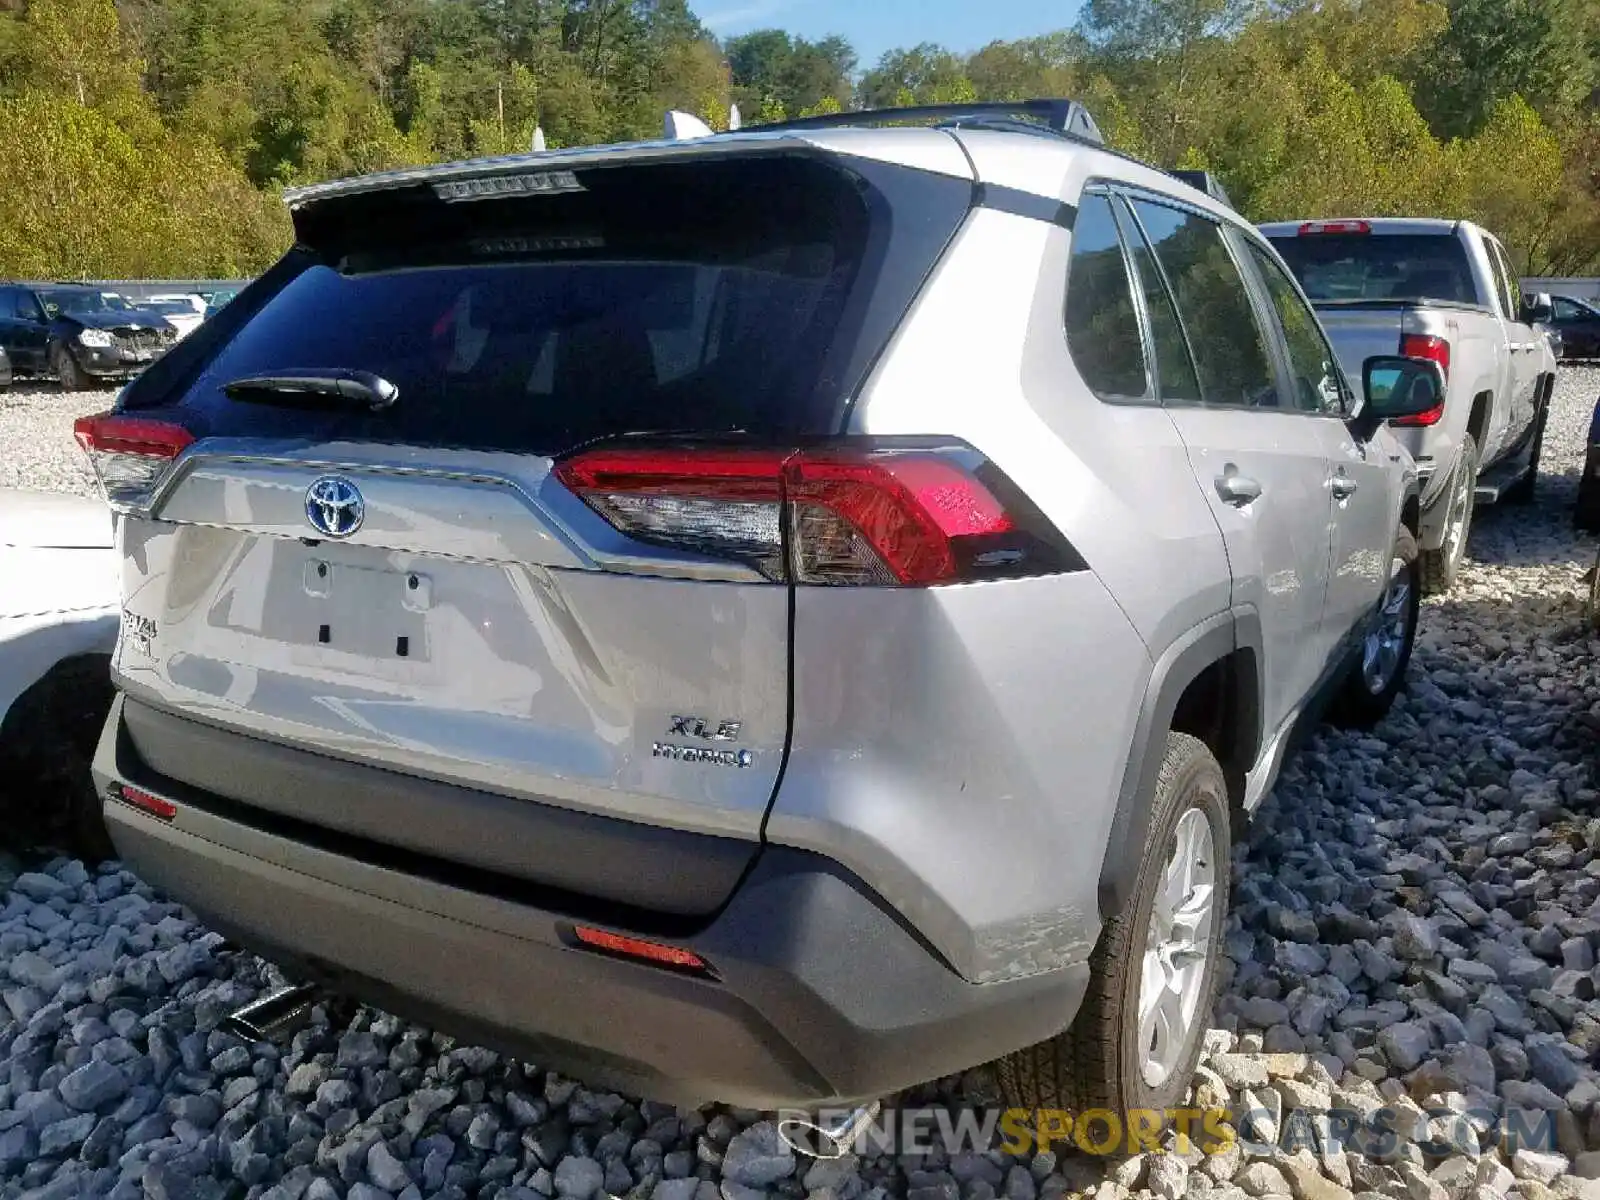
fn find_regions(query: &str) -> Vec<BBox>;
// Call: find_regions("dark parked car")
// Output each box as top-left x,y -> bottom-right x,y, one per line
1551,295 -> 1600,360
0,283 -> 178,389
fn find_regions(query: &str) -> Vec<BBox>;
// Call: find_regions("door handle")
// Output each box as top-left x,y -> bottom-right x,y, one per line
1331,471 -> 1358,500
1215,467 -> 1262,507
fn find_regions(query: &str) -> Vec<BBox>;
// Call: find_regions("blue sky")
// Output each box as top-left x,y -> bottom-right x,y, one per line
698,0 -> 1084,72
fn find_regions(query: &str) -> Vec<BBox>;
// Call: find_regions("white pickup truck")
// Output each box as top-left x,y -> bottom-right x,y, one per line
1260,217 -> 1557,593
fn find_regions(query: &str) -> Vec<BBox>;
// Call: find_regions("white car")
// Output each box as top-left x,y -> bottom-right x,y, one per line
0,487 -> 120,856
140,296 -> 207,341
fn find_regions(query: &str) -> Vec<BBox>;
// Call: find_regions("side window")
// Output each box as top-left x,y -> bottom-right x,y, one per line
1112,196 -> 1201,403
0,289 -> 14,320
1494,240 -> 1522,316
15,291 -> 43,322
1554,298 -> 1581,321
1240,237 -> 1347,414
1129,198 -> 1280,409
1064,192 -> 1149,400
1481,235 -> 1513,317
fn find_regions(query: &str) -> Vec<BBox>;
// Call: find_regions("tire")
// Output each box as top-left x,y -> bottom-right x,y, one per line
997,732 -> 1230,1136
0,655 -> 116,861
1420,433 -> 1478,595
1589,550 -> 1600,635
51,342 -> 86,391
1503,392 -> 1547,506
1333,526 -> 1421,729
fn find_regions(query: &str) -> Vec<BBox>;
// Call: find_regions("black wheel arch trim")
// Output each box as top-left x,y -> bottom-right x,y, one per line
1096,609 -> 1262,920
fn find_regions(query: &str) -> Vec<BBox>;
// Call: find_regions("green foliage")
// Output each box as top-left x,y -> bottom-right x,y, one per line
0,0 -> 1595,279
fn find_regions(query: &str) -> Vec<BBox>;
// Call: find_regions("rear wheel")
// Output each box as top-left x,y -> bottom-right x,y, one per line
1421,433 -> 1478,594
1504,391 -> 1548,506
51,343 -> 86,392
997,732 -> 1229,1133
1589,549 -> 1600,634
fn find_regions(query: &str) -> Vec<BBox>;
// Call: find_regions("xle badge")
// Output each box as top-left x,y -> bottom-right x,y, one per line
653,716 -> 753,768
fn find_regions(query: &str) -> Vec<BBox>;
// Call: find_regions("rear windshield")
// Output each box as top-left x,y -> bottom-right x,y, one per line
126,153 -> 972,452
1266,233 -> 1477,305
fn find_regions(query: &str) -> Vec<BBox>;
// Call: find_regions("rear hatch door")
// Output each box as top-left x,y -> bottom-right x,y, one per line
95,142 -> 975,917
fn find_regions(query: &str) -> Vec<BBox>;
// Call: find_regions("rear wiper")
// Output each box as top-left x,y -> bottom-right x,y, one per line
223,369 -> 399,412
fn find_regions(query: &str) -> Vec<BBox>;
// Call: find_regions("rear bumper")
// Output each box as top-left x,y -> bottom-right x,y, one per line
94,694 -> 1087,1109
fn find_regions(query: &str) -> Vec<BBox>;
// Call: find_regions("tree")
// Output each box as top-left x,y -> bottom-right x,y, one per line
859,43 -> 972,107
1414,0 -> 1596,136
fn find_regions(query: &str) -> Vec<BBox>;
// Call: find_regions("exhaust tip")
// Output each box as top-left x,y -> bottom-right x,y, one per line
223,983 -> 321,1043
776,1102 -> 881,1159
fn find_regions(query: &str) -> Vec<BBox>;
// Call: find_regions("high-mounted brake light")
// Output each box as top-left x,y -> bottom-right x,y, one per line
1298,220 -> 1371,235
73,412 -> 194,510
1393,334 -> 1450,427
432,170 -> 583,202
554,443 -> 1079,587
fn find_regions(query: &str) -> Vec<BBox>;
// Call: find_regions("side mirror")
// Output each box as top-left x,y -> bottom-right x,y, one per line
1522,292 -> 1553,324
1358,355 -> 1445,432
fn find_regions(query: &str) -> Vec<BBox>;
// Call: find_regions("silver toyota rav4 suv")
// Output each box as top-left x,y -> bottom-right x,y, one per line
84,100 -> 1430,1124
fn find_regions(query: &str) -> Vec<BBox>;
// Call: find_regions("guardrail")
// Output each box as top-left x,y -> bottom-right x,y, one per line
24,280 -> 255,301
1523,278 -> 1600,302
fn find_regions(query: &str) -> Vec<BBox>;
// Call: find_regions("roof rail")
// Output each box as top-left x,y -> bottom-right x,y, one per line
752,99 -> 1105,147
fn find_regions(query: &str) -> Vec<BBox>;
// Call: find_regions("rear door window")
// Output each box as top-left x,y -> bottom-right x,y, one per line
1481,235 -> 1514,317
1114,198 -> 1201,403
1130,199 -> 1280,410
1267,232 -> 1477,304
1240,238 -> 1347,414
127,154 -> 974,453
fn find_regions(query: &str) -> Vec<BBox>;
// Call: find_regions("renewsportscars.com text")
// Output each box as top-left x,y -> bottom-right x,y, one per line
774,1105 -> 1558,1158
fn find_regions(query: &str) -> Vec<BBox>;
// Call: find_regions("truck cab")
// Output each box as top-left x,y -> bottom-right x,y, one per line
1259,217 -> 1556,592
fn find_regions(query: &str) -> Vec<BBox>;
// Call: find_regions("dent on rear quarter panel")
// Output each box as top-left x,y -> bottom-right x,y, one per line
767,576 -> 1147,984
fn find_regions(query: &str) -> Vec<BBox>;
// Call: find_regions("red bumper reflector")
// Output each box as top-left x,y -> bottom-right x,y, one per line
572,926 -> 707,971
117,785 -> 177,821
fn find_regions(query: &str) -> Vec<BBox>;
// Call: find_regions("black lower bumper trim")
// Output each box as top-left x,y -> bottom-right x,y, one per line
95,695 -> 1089,1108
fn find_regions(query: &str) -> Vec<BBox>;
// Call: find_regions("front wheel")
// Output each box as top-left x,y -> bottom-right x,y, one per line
997,732 -> 1230,1131
1421,433 -> 1478,594
1334,526 -> 1421,728
51,343 -> 86,391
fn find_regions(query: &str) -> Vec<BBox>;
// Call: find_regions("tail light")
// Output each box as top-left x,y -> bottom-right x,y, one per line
1393,334 -> 1450,427
73,413 -> 193,510
1298,220 -> 1371,235
554,442 -> 1083,587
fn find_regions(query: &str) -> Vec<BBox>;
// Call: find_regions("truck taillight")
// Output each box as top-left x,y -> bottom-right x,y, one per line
554,442 -> 1082,586
73,413 -> 194,510
1393,335 -> 1450,427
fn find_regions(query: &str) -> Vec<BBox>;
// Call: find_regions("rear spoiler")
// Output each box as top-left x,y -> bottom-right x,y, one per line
1168,170 -> 1234,208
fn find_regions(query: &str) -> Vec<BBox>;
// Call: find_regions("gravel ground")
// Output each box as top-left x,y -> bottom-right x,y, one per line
5,369 -> 1600,1200
0,387 -> 119,498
